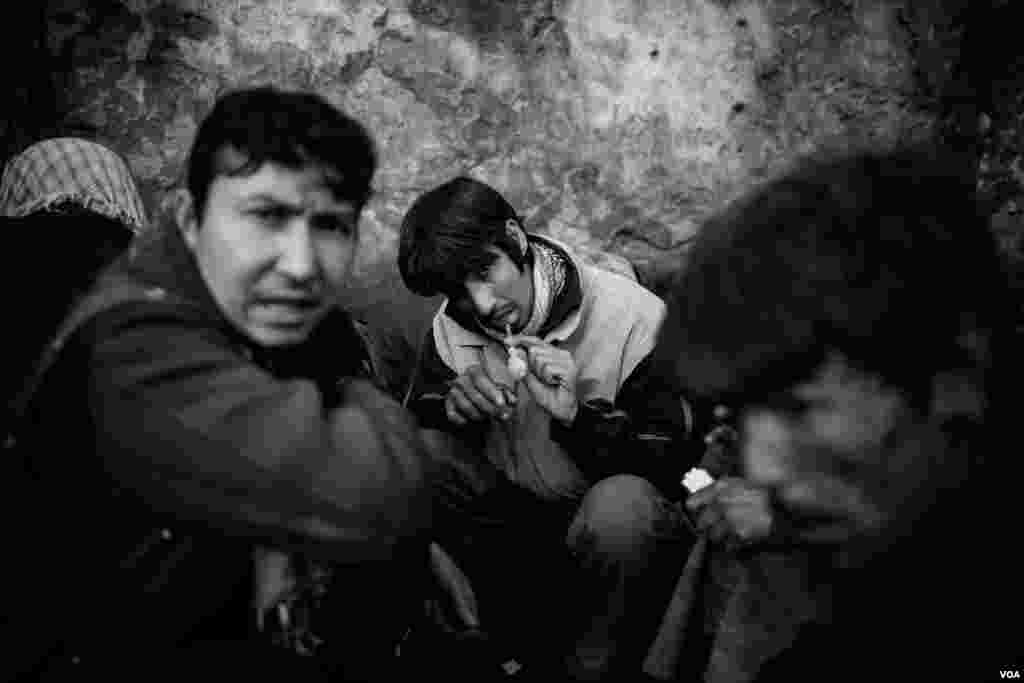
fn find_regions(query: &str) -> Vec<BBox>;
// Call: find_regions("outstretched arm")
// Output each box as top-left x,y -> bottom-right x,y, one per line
549,353 -> 706,493
81,301 -> 436,562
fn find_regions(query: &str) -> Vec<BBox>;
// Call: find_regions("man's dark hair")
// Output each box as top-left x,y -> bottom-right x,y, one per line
186,86 -> 377,219
398,176 -> 530,297
656,146 -> 1007,407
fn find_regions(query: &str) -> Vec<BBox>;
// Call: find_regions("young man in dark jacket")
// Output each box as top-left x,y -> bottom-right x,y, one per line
648,147 -> 1016,681
6,87 -> 437,681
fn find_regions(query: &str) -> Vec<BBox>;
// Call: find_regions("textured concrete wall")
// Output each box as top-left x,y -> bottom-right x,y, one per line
9,0 -> 953,300
969,1 -> 1024,292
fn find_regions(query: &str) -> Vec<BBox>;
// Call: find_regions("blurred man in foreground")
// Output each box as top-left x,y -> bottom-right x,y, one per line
649,147 -> 1015,681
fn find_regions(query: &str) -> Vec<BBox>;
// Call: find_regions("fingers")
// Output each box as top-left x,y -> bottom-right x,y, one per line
687,478 -> 775,542
522,370 -> 552,404
447,382 -> 490,423
527,347 -> 573,386
502,336 -> 575,387
722,494 -> 774,541
503,334 -> 546,348
467,365 -> 513,406
685,482 -> 719,512
685,477 -> 735,512
716,479 -> 768,508
445,365 -> 515,425
445,395 -> 469,425
778,474 -> 884,533
696,505 -> 728,542
253,548 -> 296,630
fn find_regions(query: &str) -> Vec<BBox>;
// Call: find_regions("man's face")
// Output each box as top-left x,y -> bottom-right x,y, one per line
183,159 -> 360,347
455,247 -> 534,334
739,353 -> 911,541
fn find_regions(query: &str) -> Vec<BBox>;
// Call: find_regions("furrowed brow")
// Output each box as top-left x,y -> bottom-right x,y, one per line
240,193 -> 299,208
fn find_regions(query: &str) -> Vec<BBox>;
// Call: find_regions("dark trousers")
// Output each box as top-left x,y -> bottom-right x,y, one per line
430,431 -> 691,679
8,530 -> 428,683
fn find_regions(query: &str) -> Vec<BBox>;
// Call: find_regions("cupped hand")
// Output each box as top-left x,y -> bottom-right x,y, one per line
445,364 -> 516,425
504,335 -> 578,424
686,476 -> 775,543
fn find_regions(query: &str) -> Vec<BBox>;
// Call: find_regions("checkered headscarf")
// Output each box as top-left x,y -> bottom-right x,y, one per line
0,137 -> 148,234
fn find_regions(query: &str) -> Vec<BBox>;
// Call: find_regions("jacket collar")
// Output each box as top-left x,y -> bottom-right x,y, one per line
112,217 -> 219,316
106,217 -> 368,382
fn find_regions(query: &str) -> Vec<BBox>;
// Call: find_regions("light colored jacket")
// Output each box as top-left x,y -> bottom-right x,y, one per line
432,236 -> 666,405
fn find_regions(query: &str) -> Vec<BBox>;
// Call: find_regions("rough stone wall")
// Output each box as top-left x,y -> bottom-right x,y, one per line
967,1 -> 1024,317
2,0 -> 975,301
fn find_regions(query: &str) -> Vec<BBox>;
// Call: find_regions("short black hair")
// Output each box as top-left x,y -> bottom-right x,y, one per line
655,146 -> 1006,405
398,176 -> 530,297
186,86 -> 377,219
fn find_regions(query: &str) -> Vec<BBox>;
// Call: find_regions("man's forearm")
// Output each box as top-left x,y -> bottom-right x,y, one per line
548,359 -> 699,490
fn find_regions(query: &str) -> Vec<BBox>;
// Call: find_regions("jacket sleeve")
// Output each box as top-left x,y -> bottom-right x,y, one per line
405,330 -> 458,429
550,353 -> 706,494
353,317 -> 418,401
80,301 -> 437,562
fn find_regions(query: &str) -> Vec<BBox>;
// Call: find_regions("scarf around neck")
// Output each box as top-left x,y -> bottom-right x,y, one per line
477,238 -> 569,341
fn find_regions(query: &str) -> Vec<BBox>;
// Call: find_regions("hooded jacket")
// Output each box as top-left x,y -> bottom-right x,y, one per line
5,219 -> 436,677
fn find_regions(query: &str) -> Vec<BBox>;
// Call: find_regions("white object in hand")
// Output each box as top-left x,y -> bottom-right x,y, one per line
682,467 -> 715,494
507,347 -> 528,381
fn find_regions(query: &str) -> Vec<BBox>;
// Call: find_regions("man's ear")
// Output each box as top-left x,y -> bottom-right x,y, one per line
176,191 -> 199,251
505,218 -> 527,257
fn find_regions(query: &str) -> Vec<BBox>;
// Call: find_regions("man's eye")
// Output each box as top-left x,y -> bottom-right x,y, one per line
311,214 -> 356,235
249,207 -> 290,223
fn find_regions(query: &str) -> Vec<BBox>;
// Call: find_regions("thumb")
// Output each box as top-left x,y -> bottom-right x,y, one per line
523,370 -> 548,401
686,480 -> 721,511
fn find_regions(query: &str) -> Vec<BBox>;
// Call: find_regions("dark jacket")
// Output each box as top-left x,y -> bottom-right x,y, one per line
5,223 -> 436,679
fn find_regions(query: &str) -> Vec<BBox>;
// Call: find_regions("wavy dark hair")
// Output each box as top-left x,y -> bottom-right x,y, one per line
398,176 -> 530,298
655,146 -> 1009,409
186,86 -> 377,219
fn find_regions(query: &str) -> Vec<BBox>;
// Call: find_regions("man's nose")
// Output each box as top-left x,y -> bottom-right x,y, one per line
277,220 -> 319,283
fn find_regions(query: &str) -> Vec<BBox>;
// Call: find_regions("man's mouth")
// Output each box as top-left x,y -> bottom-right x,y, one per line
490,308 -> 516,330
253,296 -> 323,324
